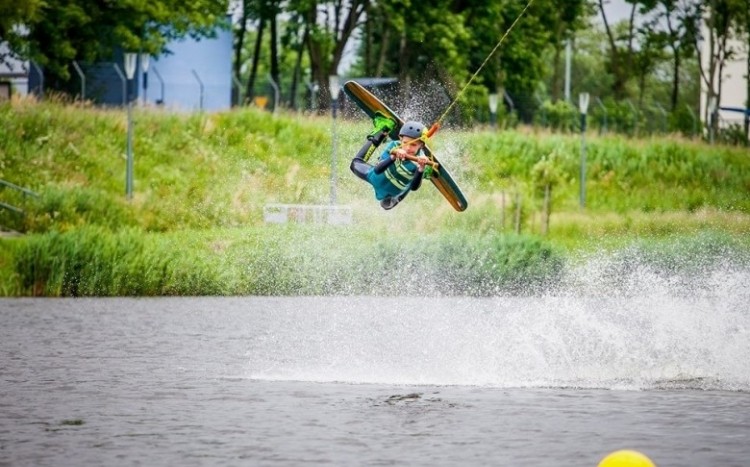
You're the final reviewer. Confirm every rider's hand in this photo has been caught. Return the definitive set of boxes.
[391,148,407,160]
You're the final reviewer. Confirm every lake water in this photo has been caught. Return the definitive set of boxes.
[2,260,750,466]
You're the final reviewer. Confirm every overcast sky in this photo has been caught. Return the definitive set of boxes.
[600,0,635,22]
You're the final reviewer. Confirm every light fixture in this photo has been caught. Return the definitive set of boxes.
[579,92,590,115]
[329,75,340,101]
[124,53,137,80]
[488,93,499,113]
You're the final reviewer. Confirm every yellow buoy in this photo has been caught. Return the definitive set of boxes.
[598,450,656,467]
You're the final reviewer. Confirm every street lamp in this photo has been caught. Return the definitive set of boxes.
[124,52,137,200]
[140,53,150,106]
[488,93,499,128]
[579,92,590,208]
[329,74,341,205]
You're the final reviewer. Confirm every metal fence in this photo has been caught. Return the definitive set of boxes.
[6,61,748,145]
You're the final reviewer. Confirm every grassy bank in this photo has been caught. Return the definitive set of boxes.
[1,98,749,296]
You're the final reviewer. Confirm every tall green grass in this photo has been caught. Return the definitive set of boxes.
[8,226,227,296]
[3,225,564,297]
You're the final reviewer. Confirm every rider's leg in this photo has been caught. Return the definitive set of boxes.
[351,113,396,182]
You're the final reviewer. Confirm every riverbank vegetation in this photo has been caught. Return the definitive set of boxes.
[1,98,749,296]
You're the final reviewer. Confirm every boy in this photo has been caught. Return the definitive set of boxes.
[350,115,431,210]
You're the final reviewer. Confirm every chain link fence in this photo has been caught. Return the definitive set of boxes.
[6,62,748,145]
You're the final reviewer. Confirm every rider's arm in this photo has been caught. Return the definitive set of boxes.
[410,170,424,191]
[373,143,398,174]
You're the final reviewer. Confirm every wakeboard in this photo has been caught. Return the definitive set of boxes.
[343,80,468,212]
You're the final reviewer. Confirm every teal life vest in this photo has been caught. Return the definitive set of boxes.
[366,141,422,200]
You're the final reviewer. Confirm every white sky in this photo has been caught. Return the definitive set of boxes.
[599,0,634,23]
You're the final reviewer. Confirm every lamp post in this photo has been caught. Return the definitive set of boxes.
[329,74,340,205]
[579,92,590,208]
[488,93,499,128]
[140,53,150,106]
[124,52,137,199]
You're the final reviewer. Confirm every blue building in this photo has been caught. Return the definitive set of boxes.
[24,19,233,111]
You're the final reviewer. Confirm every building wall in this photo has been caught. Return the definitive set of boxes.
[141,22,233,111]
[716,49,748,126]
[0,43,29,96]
[700,32,749,127]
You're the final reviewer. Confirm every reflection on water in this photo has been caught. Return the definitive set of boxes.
[2,277,750,466]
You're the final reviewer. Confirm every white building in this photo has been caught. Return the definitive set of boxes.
[0,42,29,98]
[700,32,749,130]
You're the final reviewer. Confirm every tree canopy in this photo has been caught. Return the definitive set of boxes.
[0,0,229,86]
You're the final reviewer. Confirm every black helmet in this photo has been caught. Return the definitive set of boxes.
[399,121,425,140]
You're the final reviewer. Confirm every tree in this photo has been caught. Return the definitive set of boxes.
[353,0,402,78]
[233,0,254,104]
[1,0,230,91]
[248,18,266,102]
[545,0,593,102]
[0,0,42,71]
[598,0,642,99]
[654,0,698,111]
[633,17,669,107]
[472,0,560,122]
[351,0,469,88]
[289,0,368,112]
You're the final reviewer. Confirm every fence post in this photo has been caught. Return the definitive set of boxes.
[626,99,638,136]
[151,66,165,105]
[596,97,607,135]
[30,62,44,99]
[112,63,126,106]
[267,73,280,113]
[655,103,668,133]
[535,95,546,128]
[71,61,85,102]
[232,74,244,106]
[684,104,697,138]
[503,89,515,116]
[191,69,204,111]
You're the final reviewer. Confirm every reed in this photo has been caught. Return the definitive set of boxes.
[4,225,563,297]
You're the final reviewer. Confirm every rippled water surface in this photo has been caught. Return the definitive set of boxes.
[2,291,749,466]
